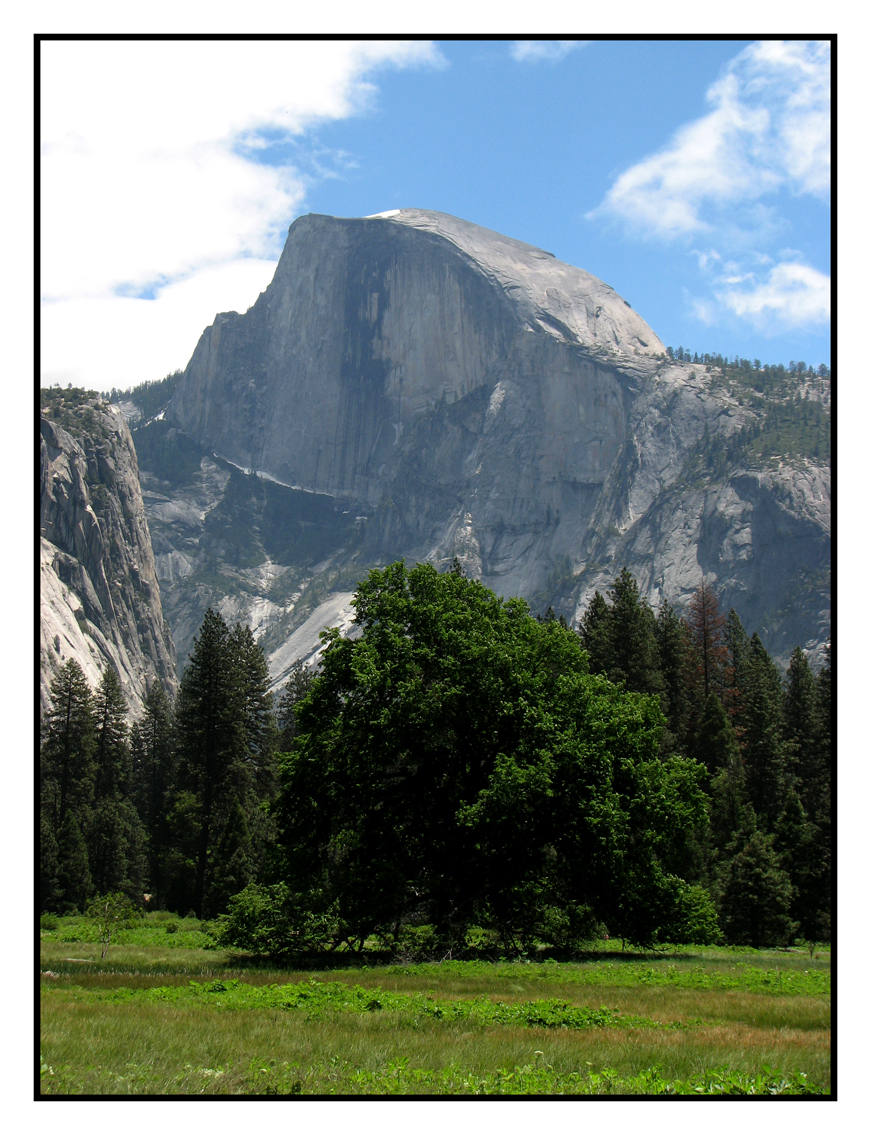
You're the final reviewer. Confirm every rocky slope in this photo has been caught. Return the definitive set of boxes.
[40,391,178,716]
[135,209,828,679]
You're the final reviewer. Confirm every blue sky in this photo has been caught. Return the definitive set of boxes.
[40,37,830,391]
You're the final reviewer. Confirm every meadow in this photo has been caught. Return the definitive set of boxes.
[39,912,831,1096]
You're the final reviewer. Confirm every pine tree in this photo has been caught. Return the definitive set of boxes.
[40,813,62,913]
[723,608,750,722]
[130,681,176,907]
[690,692,738,779]
[277,661,317,752]
[578,569,663,701]
[92,666,131,801]
[41,660,96,836]
[740,634,788,828]
[774,789,830,946]
[606,568,664,700]
[85,666,147,898]
[170,610,277,917]
[656,599,694,753]
[783,647,818,793]
[578,590,611,676]
[55,811,92,914]
[718,829,797,947]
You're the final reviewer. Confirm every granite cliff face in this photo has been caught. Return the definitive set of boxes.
[40,394,178,716]
[147,209,828,678]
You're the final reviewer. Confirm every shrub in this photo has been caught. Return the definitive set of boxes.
[40,914,60,931]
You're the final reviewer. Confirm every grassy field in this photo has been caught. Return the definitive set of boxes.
[39,913,831,1096]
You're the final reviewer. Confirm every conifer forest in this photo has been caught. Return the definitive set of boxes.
[40,563,831,956]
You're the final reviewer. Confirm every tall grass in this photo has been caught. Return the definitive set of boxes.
[39,923,831,1096]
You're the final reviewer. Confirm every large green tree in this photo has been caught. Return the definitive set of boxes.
[271,562,713,953]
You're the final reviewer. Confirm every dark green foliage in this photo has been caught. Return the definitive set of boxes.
[111,371,181,419]
[774,790,830,946]
[718,830,797,948]
[169,609,277,918]
[269,562,711,953]
[130,681,176,907]
[276,661,317,752]
[655,600,695,752]
[577,568,664,701]
[217,882,341,956]
[41,660,96,836]
[87,796,147,898]
[737,635,788,827]
[690,693,739,780]
[84,667,148,899]
[55,811,92,914]
[92,667,131,801]
[40,813,62,914]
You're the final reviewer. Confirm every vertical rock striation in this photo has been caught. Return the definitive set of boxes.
[40,396,177,715]
[156,209,829,676]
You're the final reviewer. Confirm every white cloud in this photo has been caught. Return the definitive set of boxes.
[510,41,585,64]
[588,39,830,240]
[715,260,830,330]
[41,258,280,390]
[40,39,446,389]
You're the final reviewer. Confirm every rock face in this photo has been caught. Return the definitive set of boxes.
[40,397,178,716]
[156,209,829,676]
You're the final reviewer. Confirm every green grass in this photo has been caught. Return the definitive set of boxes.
[40,920,831,1096]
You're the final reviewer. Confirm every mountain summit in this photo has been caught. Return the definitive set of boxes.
[141,209,829,678]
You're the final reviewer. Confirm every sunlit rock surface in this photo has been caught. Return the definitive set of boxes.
[157,210,829,679]
[40,404,178,715]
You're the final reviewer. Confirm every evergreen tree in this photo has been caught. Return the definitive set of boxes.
[92,666,131,800]
[690,692,738,780]
[740,634,788,828]
[87,796,148,898]
[170,609,277,917]
[277,661,317,752]
[130,681,176,907]
[577,590,611,676]
[40,813,62,913]
[783,647,818,793]
[656,599,695,753]
[41,660,96,836]
[228,622,278,800]
[723,608,750,721]
[578,569,664,702]
[85,666,147,898]
[55,811,92,914]
[774,789,830,946]
[606,568,664,700]
[718,829,797,947]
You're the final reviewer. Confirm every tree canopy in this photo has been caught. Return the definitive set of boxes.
[271,561,714,952]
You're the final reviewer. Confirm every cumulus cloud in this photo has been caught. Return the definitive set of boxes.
[715,260,830,330]
[510,41,585,64]
[40,40,446,389]
[588,40,830,239]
